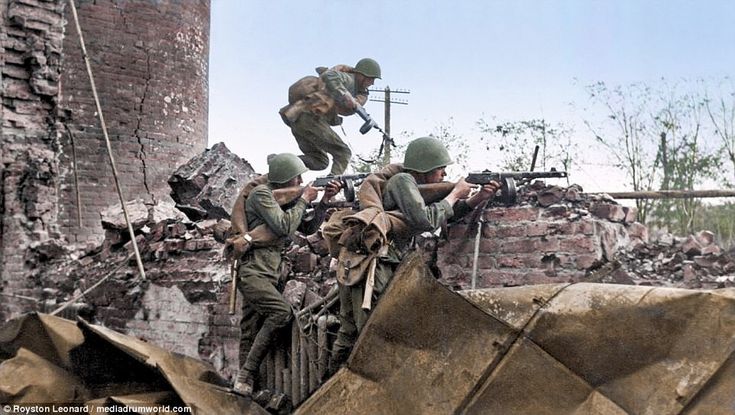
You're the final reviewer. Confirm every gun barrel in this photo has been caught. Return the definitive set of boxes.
[467,170,567,184]
[314,173,370,186]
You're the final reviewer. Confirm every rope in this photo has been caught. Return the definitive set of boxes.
[66,0,146,280]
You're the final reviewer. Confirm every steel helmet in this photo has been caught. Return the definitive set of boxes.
[354,58,381,79]
[403,136,453,173]
[268,153,308,184]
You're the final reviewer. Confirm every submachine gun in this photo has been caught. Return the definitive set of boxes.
[466,169,568,204]
[314,172,370,202]
[354,104,386,136]
[416,169,568,205]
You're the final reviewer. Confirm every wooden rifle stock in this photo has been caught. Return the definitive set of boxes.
[417,182,455,204]
[272,185,305,206]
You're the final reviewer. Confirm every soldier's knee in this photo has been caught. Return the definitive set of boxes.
[314,158,329,170]
[340,145,352,158]
[301,154,329,171]
[269,307,293,328]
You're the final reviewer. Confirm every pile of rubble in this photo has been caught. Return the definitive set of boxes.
[30,143,339,328]
[609,230,735,289]
[517,182,735,289]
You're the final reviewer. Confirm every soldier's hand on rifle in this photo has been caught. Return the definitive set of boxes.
[467,180,501,208]
[320,179,342,203]
[339,93,357,111]
[444,179,473,205]
[301,182,320,203]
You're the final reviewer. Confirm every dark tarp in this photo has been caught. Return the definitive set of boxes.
[296,253,735,415]
[0,313,266,415]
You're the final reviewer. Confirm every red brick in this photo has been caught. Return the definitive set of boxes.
[483,207,539,223]
[590,203,626,222]
[627,222,648,242]
[559,235,600,254]
[447,224,469,239]
[557,219,596,236]
[498,239,537,254]
[479,238,502,253]
[526,222,553,237]
[575,254,603,270]
[540,205,571,219]
[622,206,638,224]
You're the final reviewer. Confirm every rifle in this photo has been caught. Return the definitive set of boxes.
[466,169,567,204]
[314,173,370,202]
[415,169,568,205]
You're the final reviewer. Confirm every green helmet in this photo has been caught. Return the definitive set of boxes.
[268,153,308,184]
[354,58,381,79]
[403,136,453,173]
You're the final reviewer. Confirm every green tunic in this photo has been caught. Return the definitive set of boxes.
[333,173,472,363]
[322,69,359,101]
[236,184,317,373]
[290,68,369,175]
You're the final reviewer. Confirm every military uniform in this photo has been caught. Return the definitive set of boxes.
[280,59,380,175]
[237,184,322,381]
[332,172,472,360]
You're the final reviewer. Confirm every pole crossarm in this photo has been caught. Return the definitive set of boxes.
[369,99,408,105]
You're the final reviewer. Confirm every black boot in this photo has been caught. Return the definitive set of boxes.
[232,369,256,397]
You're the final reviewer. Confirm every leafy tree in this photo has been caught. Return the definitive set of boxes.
[649,83,720,234]
[582,80,723,232]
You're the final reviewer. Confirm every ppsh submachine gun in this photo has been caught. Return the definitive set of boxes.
[416,169,568,206]
[314,172,371,202]
[354,104,386,136]
[466,169,568,204]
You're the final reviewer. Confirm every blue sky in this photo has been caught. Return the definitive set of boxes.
[208,1,735,192]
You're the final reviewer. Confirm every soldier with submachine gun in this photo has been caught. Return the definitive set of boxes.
[225,141,568,401]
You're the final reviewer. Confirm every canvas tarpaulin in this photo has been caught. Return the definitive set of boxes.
[296,253,735,415]
[0,313,266,415]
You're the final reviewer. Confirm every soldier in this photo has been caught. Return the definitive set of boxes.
[279,58,382,175]
[331,137,501,366]
[232,153,340,397]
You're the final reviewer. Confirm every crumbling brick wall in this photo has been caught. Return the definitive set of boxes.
[56,0,210,243]
[437,197,641,289]
[1,0,67,320]
[1,0,210,321]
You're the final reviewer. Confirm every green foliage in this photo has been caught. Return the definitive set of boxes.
[648,85,720,234]
[583,79,730,237]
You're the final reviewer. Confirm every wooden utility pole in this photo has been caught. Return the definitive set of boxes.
[369,87,409,165]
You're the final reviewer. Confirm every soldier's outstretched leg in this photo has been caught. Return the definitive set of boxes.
[291,113,330,171]
[233,273,293,397]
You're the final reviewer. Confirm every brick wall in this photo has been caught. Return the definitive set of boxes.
[56,0,210,244]
[1,0,66,320]
[437,202,641,289]
[1,0,210,321]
